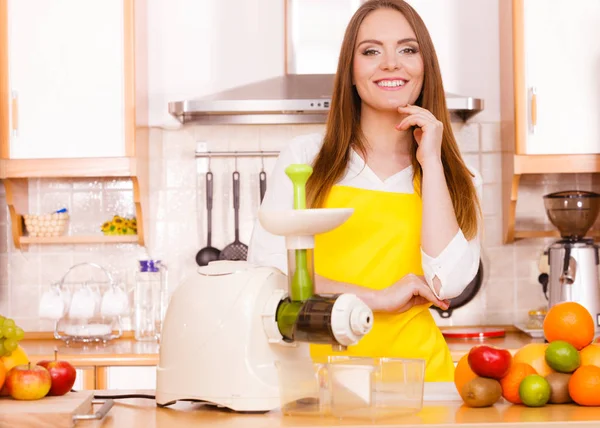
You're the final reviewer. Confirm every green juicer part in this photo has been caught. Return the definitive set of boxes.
[285,164,313,302]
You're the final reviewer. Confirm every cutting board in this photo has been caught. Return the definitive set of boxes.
[0,390,94,428]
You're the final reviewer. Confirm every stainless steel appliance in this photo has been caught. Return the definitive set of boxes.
[543,191,600,332]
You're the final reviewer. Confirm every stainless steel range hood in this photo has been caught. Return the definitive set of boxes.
[169,0,484,125]
[169,73,484,124]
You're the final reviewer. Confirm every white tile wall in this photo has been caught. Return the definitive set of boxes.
[0,120,594,330]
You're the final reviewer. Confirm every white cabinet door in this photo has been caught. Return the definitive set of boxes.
[522,0,600,155]
[7,0,126,159]
[105,366,156,390]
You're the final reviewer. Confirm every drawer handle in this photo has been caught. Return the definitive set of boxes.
[72,399,114,422]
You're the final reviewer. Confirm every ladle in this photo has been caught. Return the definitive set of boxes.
[196,155,221,266]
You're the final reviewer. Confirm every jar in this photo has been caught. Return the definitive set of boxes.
[526,308,547,330]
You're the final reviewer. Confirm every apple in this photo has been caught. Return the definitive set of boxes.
[468,345,512,379]
[37,350,76,396]
[5,363,51,400]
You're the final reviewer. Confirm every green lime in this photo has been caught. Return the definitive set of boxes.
[545,340,581,373]
[519,374,551,407]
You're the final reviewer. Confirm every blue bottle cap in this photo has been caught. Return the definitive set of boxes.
[139,260,161,273]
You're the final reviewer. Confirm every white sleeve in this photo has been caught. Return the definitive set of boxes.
[247,133,322,274]
[421,167,483,300]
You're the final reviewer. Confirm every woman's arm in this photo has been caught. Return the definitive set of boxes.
[396,105,482,299]
[316,274,449,313]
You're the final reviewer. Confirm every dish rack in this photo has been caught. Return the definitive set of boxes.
[51,262,125,344]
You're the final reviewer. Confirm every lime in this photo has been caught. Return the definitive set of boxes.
[519,374,551,407]
[545,340,581,373]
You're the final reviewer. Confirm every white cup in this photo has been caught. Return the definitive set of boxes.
[38,286,65,320]
[101,285,129,317]
[69,287,96,319]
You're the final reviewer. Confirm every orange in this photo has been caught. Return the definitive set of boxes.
[0,345,29,371]
[0,361,5,390]
[568,365,600,406]
[543,302,595,350]
[512,343,555,377]
[454,353,477,395]
[580,344,600,367]
[499,362,537,404]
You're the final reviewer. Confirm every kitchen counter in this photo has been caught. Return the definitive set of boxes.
[20,330,542,367]
[76,390,600,427]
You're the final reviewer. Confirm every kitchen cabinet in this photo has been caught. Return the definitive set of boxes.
[74,367,96,391]
[96,366,156,390]
[500,0,600,242]
[0,0,149,248]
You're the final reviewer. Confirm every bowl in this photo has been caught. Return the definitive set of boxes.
[543,191,600,240]
[327,357,425,420]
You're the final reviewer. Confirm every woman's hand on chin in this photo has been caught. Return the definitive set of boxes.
[395,105,443,167]
[372,273,450,313]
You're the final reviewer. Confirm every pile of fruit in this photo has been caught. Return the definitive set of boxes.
[0,319,76,400]
[101,215,137,236]
[455,301,600,408]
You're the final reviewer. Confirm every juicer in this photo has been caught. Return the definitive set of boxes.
[542,190,600,331]
[155,164,374,412]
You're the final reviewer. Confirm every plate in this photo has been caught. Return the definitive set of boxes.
[442,328,506,339]
[514,323,544,338]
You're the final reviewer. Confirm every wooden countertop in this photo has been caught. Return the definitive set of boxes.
[75,390,600,427]
[18,330,542,367]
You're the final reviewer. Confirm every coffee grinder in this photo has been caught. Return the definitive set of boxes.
[542,190,600,332]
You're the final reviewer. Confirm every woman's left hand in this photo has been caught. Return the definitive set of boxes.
[396,105,443,166]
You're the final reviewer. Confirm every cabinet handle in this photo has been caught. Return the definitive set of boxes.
[11,91,18,137]
[530,87,537,134]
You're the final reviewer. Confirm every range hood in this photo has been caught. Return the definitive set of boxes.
[169,73,483,125]
[169,0,484,125]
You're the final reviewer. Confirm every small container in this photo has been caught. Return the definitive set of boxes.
[134,260,169,341]
[275,360,329,416]
[327,357,425,420]
[527,308,547,330]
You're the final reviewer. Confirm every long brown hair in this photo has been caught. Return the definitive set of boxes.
[306,0,481,239]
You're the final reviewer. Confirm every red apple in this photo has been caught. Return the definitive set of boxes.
[5,363,51,400]
[467,345,512,379]
[37,350,76,396]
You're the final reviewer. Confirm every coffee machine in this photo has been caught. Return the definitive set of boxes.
[541,190,600,332]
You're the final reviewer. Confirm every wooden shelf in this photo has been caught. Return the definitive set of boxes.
[20,235,140,245]
[0,157,139,179]
[515,154,600,175]
[3,175,146,250]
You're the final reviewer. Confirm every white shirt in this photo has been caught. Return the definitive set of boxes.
[247,132,483,300]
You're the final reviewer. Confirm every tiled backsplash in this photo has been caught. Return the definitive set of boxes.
[0,121,593,331]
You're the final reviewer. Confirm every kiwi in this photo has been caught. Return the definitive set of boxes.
[545,372,573,404]
[461,377,503,408]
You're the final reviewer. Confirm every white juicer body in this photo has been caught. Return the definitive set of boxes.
[155,261,311,411]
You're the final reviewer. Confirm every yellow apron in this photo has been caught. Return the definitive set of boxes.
[310,185,455,382]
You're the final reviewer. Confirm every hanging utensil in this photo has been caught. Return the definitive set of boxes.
[219,156,248,261]
[196,155,221,266]
[259,153,267,203]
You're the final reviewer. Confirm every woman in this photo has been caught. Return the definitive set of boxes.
[248,0,482,382]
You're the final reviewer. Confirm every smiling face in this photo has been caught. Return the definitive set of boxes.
[352,8,424,113]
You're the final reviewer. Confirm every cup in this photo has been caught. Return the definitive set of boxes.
[38,285,65,319]
[68,286,96,319]
[101,285,129,317]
